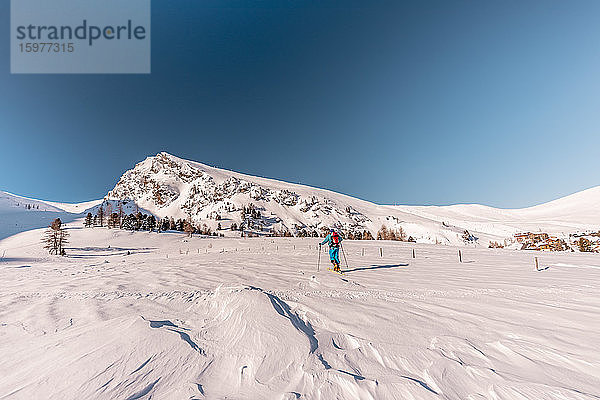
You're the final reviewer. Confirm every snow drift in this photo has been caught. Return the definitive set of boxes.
[0,228,598,399]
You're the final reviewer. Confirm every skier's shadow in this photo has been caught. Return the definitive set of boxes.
[343,264,409,273]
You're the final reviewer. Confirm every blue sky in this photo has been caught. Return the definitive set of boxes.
[1,0,599,207]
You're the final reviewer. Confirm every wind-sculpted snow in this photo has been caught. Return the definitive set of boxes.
[0,227,599,399]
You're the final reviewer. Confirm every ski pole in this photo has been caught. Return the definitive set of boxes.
[341,243,349,269]
[317,244,321,271]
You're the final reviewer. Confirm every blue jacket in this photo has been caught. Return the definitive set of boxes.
[321,232,342,247]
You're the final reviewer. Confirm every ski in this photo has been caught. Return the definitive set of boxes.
[327,267,345,276]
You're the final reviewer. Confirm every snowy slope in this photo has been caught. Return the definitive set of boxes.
[0,191,157,241]
[43,198,104,214]
[0,192,103,240]
[0,228,598,399]
[397,186,600,240]
[515,185,600,223]
[0,191,69,213]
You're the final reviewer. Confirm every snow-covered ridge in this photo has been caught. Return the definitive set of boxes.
[0,191,105,213]
[396,186,600,240]
[0,191,105,240]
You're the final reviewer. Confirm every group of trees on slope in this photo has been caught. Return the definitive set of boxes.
[43,203,417,256]
[84,204,225,238]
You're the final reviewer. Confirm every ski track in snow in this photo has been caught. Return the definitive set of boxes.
[0,227,599,399]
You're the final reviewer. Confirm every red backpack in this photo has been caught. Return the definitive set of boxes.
[331,231,340,246]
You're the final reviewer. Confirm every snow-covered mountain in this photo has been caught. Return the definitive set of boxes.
[105,152,600,244]
[2,152,599,244]
[106,152,473,244]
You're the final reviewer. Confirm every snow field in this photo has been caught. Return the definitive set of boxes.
[0,226,599,399]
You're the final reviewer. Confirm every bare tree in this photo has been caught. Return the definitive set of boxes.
[105,202,113,228]
[397,226,407,241]
[377,225,388,240]
[97,204,104,227]
[43,218,69,255]
[578,237,593,252]
[184,221,195,237]
[117,200,124,229]
[377,225,406,241]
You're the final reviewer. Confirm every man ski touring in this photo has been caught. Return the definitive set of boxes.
[320,228,343,272]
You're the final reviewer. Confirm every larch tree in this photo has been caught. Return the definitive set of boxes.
[97,204,104,227]
[105,202,113,228]
[43,218,69,255]
[578,237,592,252]
[184,221,195,237]
[117,200,124,229]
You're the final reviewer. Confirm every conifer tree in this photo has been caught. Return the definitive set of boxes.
[148,215,156,231]
[84,213,93,228]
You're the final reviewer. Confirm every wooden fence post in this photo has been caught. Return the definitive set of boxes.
[535,257,539,271]
[412,249,415,259]
[459,250,462,263]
